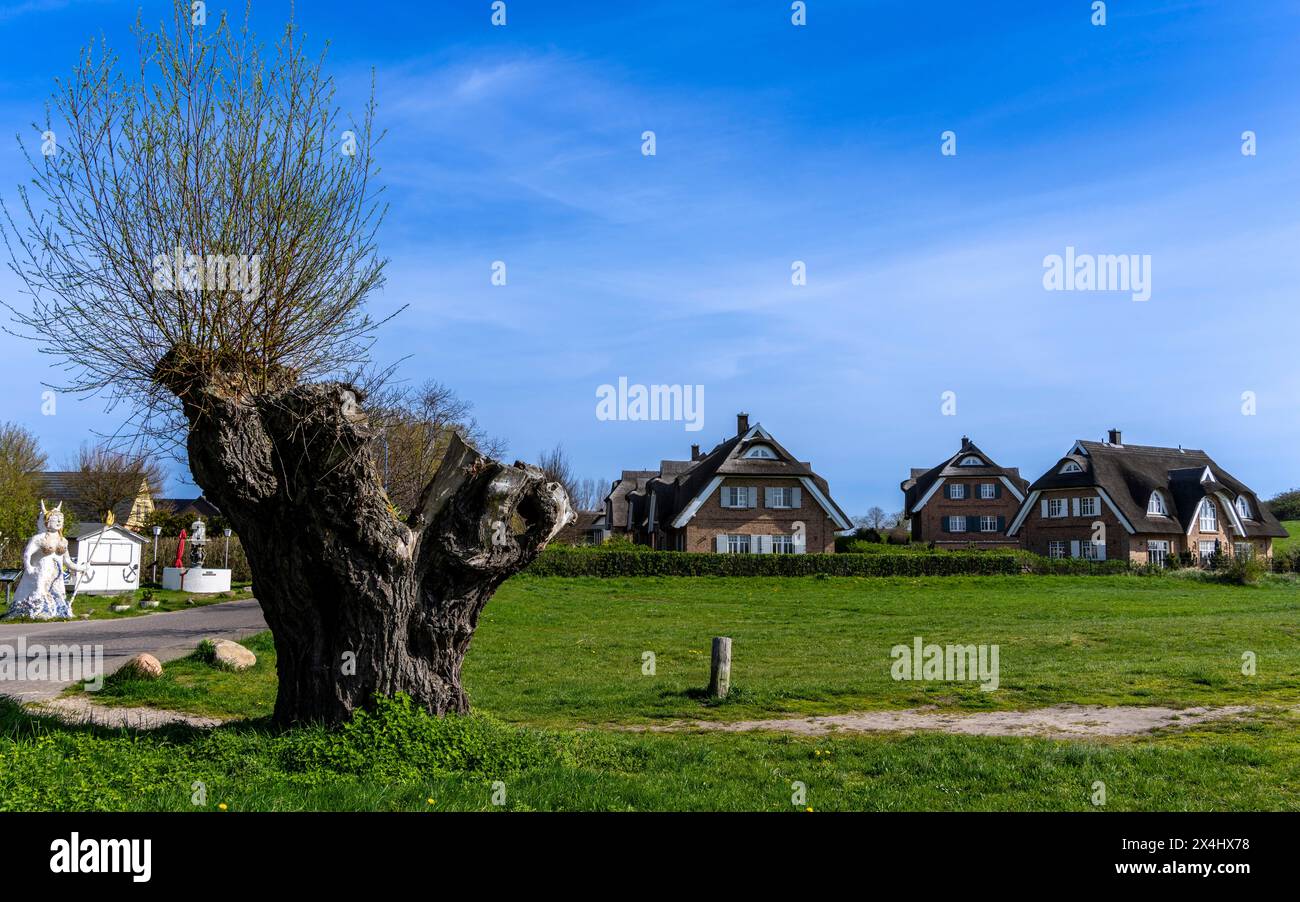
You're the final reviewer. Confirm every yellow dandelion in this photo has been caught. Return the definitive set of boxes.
[217,803,227,811]
[427,798,436,805]
[805,807,814,812]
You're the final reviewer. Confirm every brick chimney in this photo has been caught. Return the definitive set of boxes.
[691,443,701,461]
[960,435,971,451]
[1108,428,1122,446]
[737,412,750,436]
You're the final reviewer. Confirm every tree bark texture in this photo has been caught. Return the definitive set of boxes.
[171,377,572,727]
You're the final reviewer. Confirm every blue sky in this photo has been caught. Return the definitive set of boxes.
[2,0,1299,514]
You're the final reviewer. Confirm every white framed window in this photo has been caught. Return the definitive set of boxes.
[771,535,795,554]
[726,534,751,554]
[959,455,983,466]
[1147,540,1170,568]
[1080,539,1099,561]
[744,444,777,459]
[1079,497,1099,517]
[1147,491,1167,516]
[979,483,996,499]
[948,483,966,500]
[948,516,967,533]
[768,486,795,509]
[1233,542,1253,560]
[1199,539,1218,561]
[1048,541,1068,559]
[979,516,998,533]
[1199,499,1217,533]
[1235,495,1252,520]
[1060,461,1083,473]
[723,486,751,508]
[1048,498,1067,518]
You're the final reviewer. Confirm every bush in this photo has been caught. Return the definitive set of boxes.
[1016,554,1130,575]
[1272,549,1300,573]
[526,548,1128,577]
[1217,554,1267,586]
[1264,489,1300,521]
[277,694,556,780]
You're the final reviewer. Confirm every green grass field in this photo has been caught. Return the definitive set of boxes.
[5,573,1300,811]
[1,583,253,622]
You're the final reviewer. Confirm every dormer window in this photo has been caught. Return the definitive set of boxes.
[744,444,777,459]
[1148,491,1168,516]
[1060,461,1083,474]
[1235,495,1252,520]
[1200,498,1218,532]
[958,455,983,466]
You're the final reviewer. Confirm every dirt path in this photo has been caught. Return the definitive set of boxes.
[646,704,1256,738]
[32,696,228,730]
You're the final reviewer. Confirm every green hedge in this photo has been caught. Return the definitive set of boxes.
[527,548,1129,577]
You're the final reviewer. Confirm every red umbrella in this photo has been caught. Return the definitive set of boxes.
[175,529,187,569]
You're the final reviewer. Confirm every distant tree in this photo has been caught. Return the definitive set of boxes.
[857,507,890,530]
[538,444,577,502]
[63,443,166,524]
[367,380,505,515]
[1265,489,1300,521]
[570,477,607,511]
[140,507,192,537]
[0,423,46,567]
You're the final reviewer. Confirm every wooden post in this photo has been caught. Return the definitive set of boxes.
[708,636,732,699]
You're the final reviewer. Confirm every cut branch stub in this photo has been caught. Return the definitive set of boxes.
[416,431,574,575]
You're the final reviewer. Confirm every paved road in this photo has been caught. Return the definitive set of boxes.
[0,599,267,702]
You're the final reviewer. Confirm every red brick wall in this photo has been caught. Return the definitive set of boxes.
[679,478,837,553]
[913,477,1024,547]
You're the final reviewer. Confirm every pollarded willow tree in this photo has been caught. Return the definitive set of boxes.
[2,2,572,726]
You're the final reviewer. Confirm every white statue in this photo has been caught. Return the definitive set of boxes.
[4,501,87,620]
[189,519,207,566]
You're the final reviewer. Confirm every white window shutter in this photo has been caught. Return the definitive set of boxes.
[791,487,802,509]
[765,487,775,508]
[1070,540,1081,558]
[1071,498,1081,517]
[792,530,806,554]
[715,534,728,553]
[1041,500,1049,518]
[748,487,757,508]
[1096,540,1106,561]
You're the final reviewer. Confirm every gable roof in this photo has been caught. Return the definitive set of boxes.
[901,439,1028,514]
[1025,439,1287,538]
[664,423,851,530]
[68,522,147,544]
[606,470,658,530]
[37,471,151,525]
[605,420,852,532]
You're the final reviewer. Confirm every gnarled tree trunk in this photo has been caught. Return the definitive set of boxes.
[173,376,572,727]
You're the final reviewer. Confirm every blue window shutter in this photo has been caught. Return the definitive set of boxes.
[941,516,950,533]
[997,515,1006,532]
[966,515,979,533]
[994,482,1002,498]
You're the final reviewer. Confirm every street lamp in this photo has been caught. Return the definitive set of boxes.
[223,528,232,568]
[151,525,162,585]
